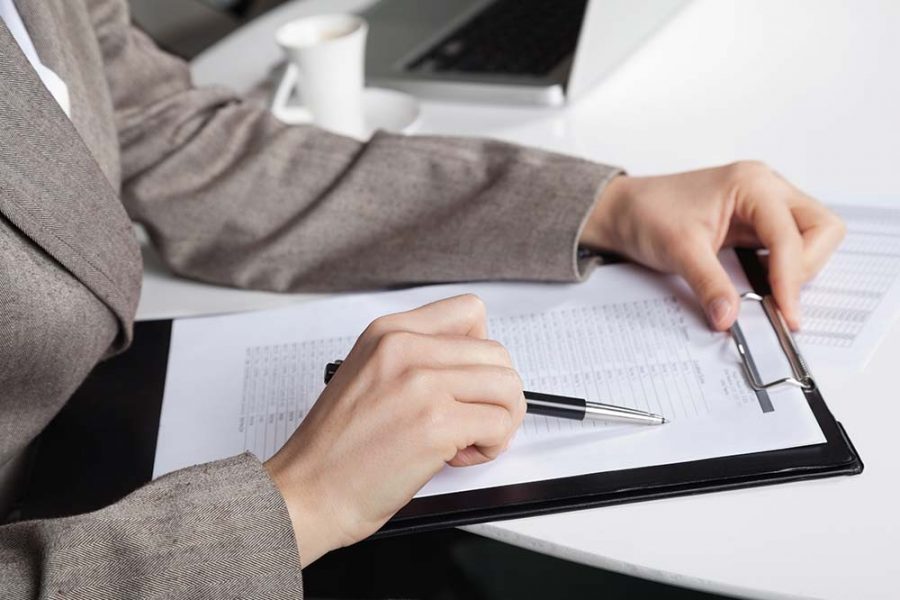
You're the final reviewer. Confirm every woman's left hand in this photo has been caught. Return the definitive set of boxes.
[580,161,846,331]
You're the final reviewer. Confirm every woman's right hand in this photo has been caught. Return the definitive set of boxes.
[264,294,526,566]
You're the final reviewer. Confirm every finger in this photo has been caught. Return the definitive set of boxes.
[789,197,846,279]
[742,196,805,329]
[446,403,517,466]
[366,294,488,340]
[441,364,526,418]
[365,332,514,381]
[403,365,525,458]
[450,445,498,467]
[671,241,741,331]
[407,334,514,369]
[407,365,525,420]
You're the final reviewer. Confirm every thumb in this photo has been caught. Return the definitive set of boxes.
[673,244,741,331]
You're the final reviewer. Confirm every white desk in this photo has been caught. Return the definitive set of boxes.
[139,1,900,598]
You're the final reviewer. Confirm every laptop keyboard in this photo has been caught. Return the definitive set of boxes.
[406,0,589,77]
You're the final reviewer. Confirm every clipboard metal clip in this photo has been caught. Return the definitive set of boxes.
[730,292,815,393]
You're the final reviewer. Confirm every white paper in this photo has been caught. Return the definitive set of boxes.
[796,204,900,372]
[154,251,825,497]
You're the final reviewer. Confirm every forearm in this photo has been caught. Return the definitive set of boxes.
[0,454,303,599]
[126,119,622,291]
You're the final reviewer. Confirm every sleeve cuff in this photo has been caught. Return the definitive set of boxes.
[44,453,304,599]
[568,164,624,281]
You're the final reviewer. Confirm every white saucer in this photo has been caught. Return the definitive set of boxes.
[272,86,421,138]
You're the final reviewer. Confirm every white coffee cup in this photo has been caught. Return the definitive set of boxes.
[273,14,368,138]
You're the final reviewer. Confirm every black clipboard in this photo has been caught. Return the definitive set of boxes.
[18,250,863,531]
[380,249,863,536]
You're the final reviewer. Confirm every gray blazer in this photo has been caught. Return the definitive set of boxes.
[0,0,620,597]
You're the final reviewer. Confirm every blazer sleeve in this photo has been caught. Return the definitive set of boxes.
[87,0,622,292]
[0,454,304,599]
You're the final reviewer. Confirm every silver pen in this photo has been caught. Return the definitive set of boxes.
[324,361,667,426]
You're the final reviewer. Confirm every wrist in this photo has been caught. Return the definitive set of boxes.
[580,174,630,253]
[264,454,335,567]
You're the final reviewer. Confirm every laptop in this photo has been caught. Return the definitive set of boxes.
[362,0,690,106]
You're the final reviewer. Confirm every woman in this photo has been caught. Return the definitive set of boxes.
[0,0,844,597]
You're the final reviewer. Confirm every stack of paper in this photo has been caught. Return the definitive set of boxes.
[797,205,900,372]
[154,252,825,497]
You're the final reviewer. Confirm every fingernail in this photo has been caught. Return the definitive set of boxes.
[707,298,732,327]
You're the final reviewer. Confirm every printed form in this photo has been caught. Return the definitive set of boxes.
[154,252,825,497]
[797,204,900,372]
